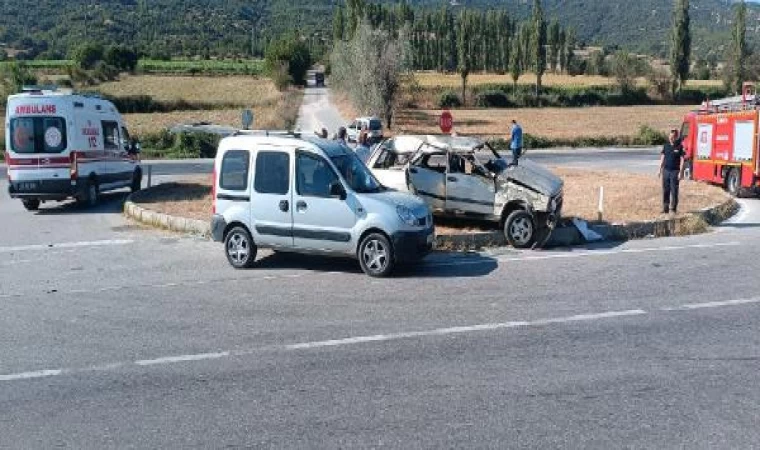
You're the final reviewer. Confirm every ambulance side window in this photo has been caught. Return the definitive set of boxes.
[121,127,131,149]
[102,121,120,150]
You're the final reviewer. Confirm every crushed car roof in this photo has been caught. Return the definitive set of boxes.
[388,135,487,154]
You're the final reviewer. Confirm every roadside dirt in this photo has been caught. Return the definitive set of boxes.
[132,169,729,229]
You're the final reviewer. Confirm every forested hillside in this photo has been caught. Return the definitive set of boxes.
[0,0,756,59]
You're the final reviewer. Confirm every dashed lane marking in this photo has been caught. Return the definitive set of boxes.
[0,239,134,254]
[2,300,758,384]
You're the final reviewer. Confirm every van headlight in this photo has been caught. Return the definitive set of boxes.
[396,205,417,226]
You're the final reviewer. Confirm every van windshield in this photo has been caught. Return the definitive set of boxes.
[9,117,67,154]
[330,153,384,194]
[368,119,382,131]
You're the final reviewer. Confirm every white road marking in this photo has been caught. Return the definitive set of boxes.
[661,297,760,311]
[0,239,134,254]
[0,369,62,382]
[1,297,757,383]
[134,352,230,366]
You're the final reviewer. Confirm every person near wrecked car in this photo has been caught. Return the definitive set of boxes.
[354,131,372,164]
[335,126,348,145]
[509,119,523,165]
[659,129,685,214]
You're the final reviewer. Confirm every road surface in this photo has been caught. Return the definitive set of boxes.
[1,86,760,448]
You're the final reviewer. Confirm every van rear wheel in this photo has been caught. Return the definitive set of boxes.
[358,233,395,277]
[22,199,40,211]
[225,226,257,269]
[130,169,142,193]
[78,179,99,208]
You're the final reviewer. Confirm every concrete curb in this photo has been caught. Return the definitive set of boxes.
[124,188,738,251]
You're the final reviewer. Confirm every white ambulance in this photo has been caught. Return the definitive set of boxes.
[5,87,142,211]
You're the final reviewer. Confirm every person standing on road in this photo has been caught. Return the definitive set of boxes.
[509,119,523,165]
[335,127,348,145]
[659,129,686,214]
[354,131,372,164]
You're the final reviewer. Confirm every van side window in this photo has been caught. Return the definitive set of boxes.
[220,150,250,191]
[254,151,290,195]
[297,151,339,198]
[102,121,120,150]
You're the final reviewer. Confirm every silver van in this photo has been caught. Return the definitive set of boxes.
[369,135,564,248]
[210,132,434,277]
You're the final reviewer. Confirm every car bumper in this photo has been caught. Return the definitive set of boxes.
[211,214,227,242]
[391,226,434,263]
[8,179,83,201]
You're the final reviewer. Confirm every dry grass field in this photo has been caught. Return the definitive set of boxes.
[413,72,724,89]
[135,169,728,226]
[97,75,283,107]
[394,105,689,139]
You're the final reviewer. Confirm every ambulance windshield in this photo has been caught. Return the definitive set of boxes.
[9,117,67,154]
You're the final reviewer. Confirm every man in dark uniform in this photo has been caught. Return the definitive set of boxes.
[659,129,685,214]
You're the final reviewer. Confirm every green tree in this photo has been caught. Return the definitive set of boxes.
[333,6,346,42]
[564,29,576,75]
[103,45,139,72]
[265,37,312,87]
[72,43,104,70]
[457,11,474,105]
[728,0,747,93]
[611,51,638,93]
[558,28,567,74]
[669,0,691,97]
[531,0,547,95]
[547,20,560,74]
[509,30,523,92]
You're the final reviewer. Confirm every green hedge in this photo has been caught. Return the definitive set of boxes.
[438,90,463,108]
[140,130,222,159]
[488,125,667,150]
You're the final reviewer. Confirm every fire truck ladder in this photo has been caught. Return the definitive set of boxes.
[701,82,759,113]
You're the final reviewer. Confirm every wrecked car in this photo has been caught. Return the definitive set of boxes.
[368,135,564,248]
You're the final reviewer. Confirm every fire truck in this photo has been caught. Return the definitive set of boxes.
[681,82,760,196]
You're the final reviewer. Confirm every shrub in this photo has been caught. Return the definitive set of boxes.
[474,90,511,107]
[632,125,666,146]
[138,130,221,159]
[438,90,462,108]
[265,37,312,87]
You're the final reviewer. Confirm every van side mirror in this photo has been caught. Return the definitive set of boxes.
[329,182,346,200]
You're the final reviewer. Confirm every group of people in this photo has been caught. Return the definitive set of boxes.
[315,126,372,163]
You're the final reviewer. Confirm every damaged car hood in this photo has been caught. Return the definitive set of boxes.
[499,159,563,196]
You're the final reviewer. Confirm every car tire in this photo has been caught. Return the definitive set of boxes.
[78,179,99,208]
[358,232,395,277]
[726,167,741,197]
[225,226,257,269]
[22,199,40,211]
[504,210,536,249]
[130,168,142,193]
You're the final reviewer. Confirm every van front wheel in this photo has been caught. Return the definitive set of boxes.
[22,199,40,211]
[131,169,142,193]
[358,233,395,277]
[225,226,257,269]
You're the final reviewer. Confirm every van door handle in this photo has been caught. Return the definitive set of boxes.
[279,200,289,212]
[296,200,308,211]
[409,168,418,174]
[447,176,458,182]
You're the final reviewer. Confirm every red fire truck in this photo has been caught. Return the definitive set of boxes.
[681,82,760,196]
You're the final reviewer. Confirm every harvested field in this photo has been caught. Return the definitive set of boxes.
[414,72,723,89]
[395,106,688,139]
[134,169,728,227]
[97,75,281,107]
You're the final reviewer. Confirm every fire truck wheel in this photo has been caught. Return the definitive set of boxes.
[726,168,741,197]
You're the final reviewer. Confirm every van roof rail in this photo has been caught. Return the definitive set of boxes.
[21,85,59,92]
[231,129,302,138]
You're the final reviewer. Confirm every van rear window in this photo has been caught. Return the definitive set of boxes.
[9,117,67,154]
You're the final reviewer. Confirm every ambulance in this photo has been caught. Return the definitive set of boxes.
[4,87,142,211]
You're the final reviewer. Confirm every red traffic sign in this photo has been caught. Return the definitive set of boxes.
[439,109,453,134]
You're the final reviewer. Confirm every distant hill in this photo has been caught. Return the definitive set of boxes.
[0,0,756,59]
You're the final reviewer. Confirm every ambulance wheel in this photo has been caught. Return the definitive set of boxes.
[726,168,741,197]
[131,168,142,193]
[79,179,99,208]
[224,226,257,269]
[504,210,536,249]
[22,199,40,211]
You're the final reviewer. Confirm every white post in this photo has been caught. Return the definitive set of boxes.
[147,165,152,188]
[597,186,604,222]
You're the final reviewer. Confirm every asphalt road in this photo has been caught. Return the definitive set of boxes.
[2,87,760,448]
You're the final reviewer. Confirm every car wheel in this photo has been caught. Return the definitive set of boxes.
[504,210,536,249]
[130,168,142,193]
[225,226,257,269]
[22,199,40,211]
[726,167,741,197]
[358,233,395,277]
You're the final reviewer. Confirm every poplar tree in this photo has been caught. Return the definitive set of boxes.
[730,0,747,93]
[548,20,560,74]
[669,0,691,97]
[531,0,547,95]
